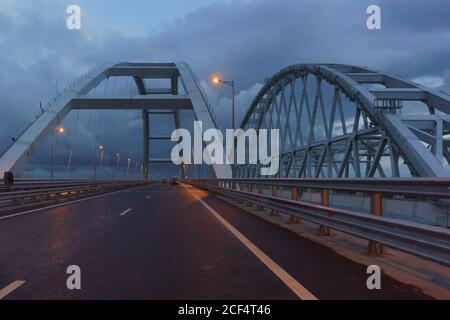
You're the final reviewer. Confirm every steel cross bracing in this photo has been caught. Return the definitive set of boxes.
[237,64,450,178]
[0,62,231,179]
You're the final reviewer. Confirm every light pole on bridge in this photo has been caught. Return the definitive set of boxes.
[212,76,236,130]
[50,126,65,179]
[93,145,104,180]
[113,153,120,180]
[127,158,131,179]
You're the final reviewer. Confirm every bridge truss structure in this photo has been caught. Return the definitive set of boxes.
[237,64,450,178]
[0,62,231,179]
[1,62,449,180]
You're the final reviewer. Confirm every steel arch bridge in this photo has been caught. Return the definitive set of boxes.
[236,64,450,179]
[0,62,231,179]
[1,62,449,180]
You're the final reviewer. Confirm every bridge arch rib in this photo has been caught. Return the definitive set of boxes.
[237,64,450,178]
[0,62,231,179]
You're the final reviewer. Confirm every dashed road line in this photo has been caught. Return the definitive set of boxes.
[0,185,151,221]
[145,188,162,200]
[119,208,132,216]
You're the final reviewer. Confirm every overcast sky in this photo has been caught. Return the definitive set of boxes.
[0,0,449,177]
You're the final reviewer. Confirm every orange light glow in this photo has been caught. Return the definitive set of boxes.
[57,127,65,134]
[212,76,221,84]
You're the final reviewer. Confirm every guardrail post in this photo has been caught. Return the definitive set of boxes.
[270,186,279,216]
[53,193,62,203]
[256,184,263,211]
[12,196,23,207]
[318,189,331,236]
[368,192,387,256]
[238,182,245,203]
[246,184,253,207]
[371,192,383,216]
[231,182,239,202]
[288,187,301,224]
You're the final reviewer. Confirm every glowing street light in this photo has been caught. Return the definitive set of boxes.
[93,145,105,179]
[116,153,121,168]
[127,158,131,178]
[98,145,104,165]
[212,75,235,130]
[51,126,65,179]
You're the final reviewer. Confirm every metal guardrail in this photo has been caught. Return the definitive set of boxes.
[187,178,450,266]
[0,179,141,192]
[208,178,450,199]
[0,179,153,212]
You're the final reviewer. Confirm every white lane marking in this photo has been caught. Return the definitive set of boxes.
[185,186,318,301]
[146,188,162,199]
[0,190,124,221]
[119,208,132,216]
[0,281,26,299]
[0,184,158,222]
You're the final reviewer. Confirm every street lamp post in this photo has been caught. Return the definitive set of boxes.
[212,76,235,130]
[127,158,131,179]
[114,153,120,179]
[134,162,138,179]
[50,127,65,179]
[99,145,104,166]
[93,145,104,179]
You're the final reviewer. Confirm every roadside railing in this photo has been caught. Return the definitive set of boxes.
[186,178,450,266]
[0,179,153,213]
[0,179,140,192]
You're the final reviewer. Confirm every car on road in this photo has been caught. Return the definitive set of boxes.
[170,176,179,185]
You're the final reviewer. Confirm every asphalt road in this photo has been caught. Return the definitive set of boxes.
[0,183,431,299]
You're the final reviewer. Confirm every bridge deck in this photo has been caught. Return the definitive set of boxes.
[0,183,432,299]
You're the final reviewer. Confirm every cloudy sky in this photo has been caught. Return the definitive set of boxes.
[0,0,449,177]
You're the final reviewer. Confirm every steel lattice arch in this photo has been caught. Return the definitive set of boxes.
[1,62,449,180]
[236,64,450,178]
